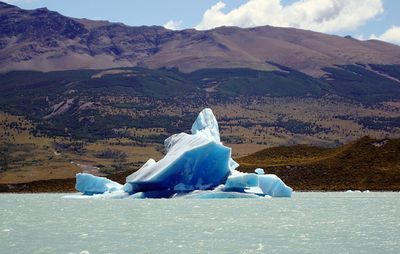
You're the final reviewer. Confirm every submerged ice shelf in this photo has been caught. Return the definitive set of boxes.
[75,108,292,199]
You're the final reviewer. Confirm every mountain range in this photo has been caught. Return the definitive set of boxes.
[1,1,400,76]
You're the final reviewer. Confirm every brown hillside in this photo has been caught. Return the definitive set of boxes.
[237,137,400,191]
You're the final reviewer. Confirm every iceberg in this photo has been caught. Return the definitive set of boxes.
[74,108,292,198]
[123,108,237,194]
[124,134,232,193]
[223,173,259,191]
[258,174,293,197]
[222,171,292,197]
[75,173,123,195]
[190,108,221,143]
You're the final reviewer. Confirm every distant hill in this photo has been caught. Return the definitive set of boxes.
[237,137,400,191]
[1,1,400,76]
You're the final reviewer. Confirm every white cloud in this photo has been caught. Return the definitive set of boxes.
[368,26,400,45]
[196,0,384,33]
[164,20,183,30]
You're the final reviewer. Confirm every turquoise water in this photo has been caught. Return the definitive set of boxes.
[1,192,399,254]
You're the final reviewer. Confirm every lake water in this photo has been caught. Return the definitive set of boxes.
[1,192,399,254]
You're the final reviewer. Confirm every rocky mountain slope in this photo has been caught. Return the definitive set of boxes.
[1,1,400,76]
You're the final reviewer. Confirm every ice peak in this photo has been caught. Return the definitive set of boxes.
[191,108,220,143]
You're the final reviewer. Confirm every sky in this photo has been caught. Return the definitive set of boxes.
[4,0,400,45]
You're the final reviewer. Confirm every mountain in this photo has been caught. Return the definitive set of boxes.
[1,1,400,76]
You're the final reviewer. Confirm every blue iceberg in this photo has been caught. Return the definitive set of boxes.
[75,173,123,195]
[222,170,292,197]
[124,133,232,192]
[74,108,292,198]
[124,109,234,193]
[258,174,293,197]
[223,173,259,191]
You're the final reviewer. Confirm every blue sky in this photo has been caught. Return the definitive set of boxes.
[5,0,400,44]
